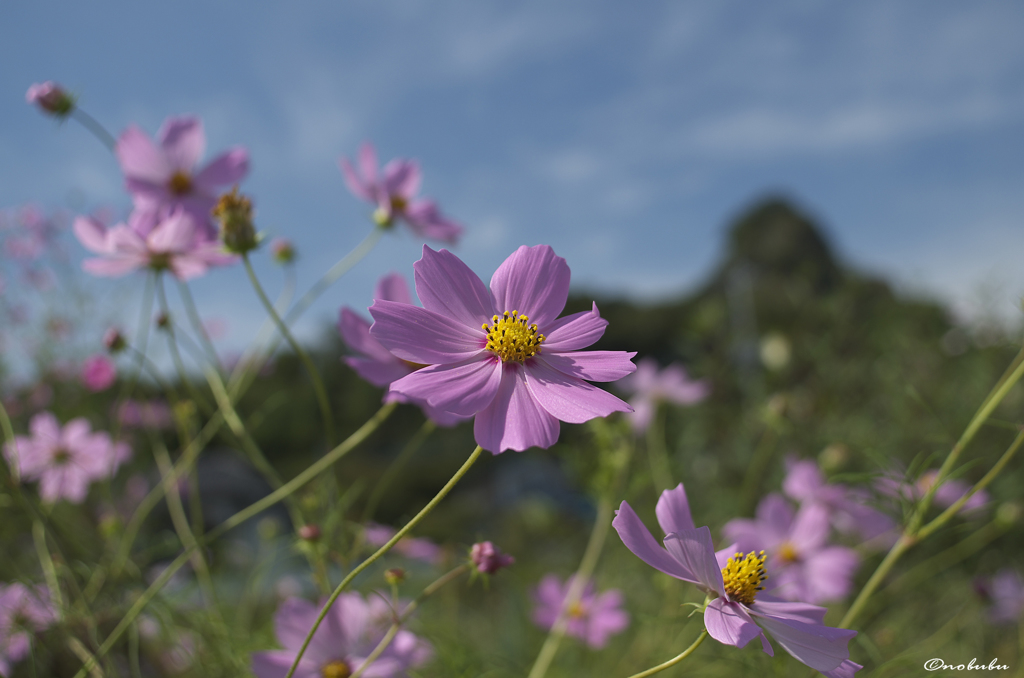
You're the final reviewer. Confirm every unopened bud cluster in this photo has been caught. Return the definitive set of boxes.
[213,188,258,254]
[26,82,75,118]
[103,327,126,354]
[470,541,514,575]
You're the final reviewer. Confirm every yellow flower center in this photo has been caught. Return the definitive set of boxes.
[52,448,70,465]
[721,550,767,605]
[568,601,585,619]
[777,541,799,564]
[168,171,193,196]
[482,311,545,363]
[390,195,408,212]
[321,660,351,678]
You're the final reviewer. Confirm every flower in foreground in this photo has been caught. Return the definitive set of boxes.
[470,541,515,575]
[251,593,431,678]
[115,116,249,238]
[80,354,117,392]
[0,583,58,675]
[341,142,463,244]
[363,523,443,565]
[369,245,636,453]
[339,273,466,427]
[976,568,1024,625]
[26,82,75,117]
[532,574,629,649]
[722,494,860,604]
[613,483,861,676]
[3,412,130,503]
[74,209,236,280]
[617,357,709,433]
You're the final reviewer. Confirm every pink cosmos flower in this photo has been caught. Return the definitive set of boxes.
[722,494,860,604]
[977,569,1024,625]
[617,357,709,432]
[341,142,463,244]
[0,583,58,673]
[613,484,861,676]
[470,541,515,575]
[783,459,895,544]
[26,82,74,116]
[532,575,629,649]
[74,209,236,280]
[339,273,467,427]
[876,469,989,516]
[80,354,117,392]
[3,412,130,504]
[363,523,443,565]
[116,116,249,238]
[251,594,432,678]
[369,245,636,453]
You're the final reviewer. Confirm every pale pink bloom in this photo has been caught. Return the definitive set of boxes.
[80,355,116,392]
[341,142,463,244]
[115,116,249,238]
[3,412,130,503]
[617,357,709,432]
[74,209,236,280]
[783,459,895,543]
[0,583,58,671]
[364,523,443,565]
[532,575,629,649]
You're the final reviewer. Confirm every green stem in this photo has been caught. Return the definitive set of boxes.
[155,276,213,414]
[350,564,470,678]
[176,279,221,369]
[33,520,64,609]
[284,445,484,678]
[243,254,336,447]
[70,107,117,152]
[527,496,617,678]
[227,267,296,398]
[110,273,156,442]
[361,419,436,524]
[623,630,708,678]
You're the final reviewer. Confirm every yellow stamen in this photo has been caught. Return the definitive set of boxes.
[168,171,193,196]
[721,550,768,605]
[482,310,544,363]
[390,195,408,212]
[568,601,585,618]
[777,541,799,564]
[321,661,351,678]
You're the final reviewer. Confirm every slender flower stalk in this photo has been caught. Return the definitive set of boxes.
[70,107,117,151]
[176,279,220,369]
[243,254,336,446]
[283,445,484,678]
[349,564,471,678]
[155,276,214,415]
[361,419,436,524]
[623,629,708,678]
[840,351,1024,629]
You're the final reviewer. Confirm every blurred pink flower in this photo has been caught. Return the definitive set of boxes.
[876,468,989,516]
[81,354,117,392]
[3,412,130,503]
[470,541,515,575]
[364,523,444,565]
[977,569,1024,625]
[0,582,58,671]
[617,357,709,433]
[723,494,860,604]
[339,273,467,427]
[783,459,895,544]
[74,209,236,280]
[532,575,629,649]
[341,142,463,244]
[369,245,635,453]
[115,116,249,238]
[251,594,431,678]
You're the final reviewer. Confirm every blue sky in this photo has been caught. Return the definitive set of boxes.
[3,1,1024,358]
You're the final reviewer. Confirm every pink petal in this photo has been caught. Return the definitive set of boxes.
[194,148,250,188]
[474,365,559,453]
[524,357,632,424]
[541,302,608,351]
[374,273,413,305]
[73,216,110,254]
[148,212,196,253]
[656,483,695,535]
[748,611,855,673]
[403,200,463,245]
[627,398,656,433]
[413,246,494,328]
[822,660,863,678]
[662,527,726,596]
[381,158,421,199]
[345,356,410,387]
[106,225,148,255]
[789,502,831,554]
[369,300,486,364]
[538,350,636,382]
[116,125,171,183]
[611,500,696,581]
[358,142,378,184]
[83,256,145,277]
[803,547,859,603]
[388,356,501,417]
[748,595,827,624]
[29,412,61,442]
[704,599,763,649]
[169,254,210,281]
[158,117,205,170]
[489,245,570,328]
[340,157,374,202]
[339,308,399,364]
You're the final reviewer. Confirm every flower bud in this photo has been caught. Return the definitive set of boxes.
[213,187,258,254]
[270,238,296,265]
[26,82,75,117]
[298,524,321,542]
[155,312,170,329]
[384,568,406,585]
[470,541,514,575]
[103,327,127,354]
